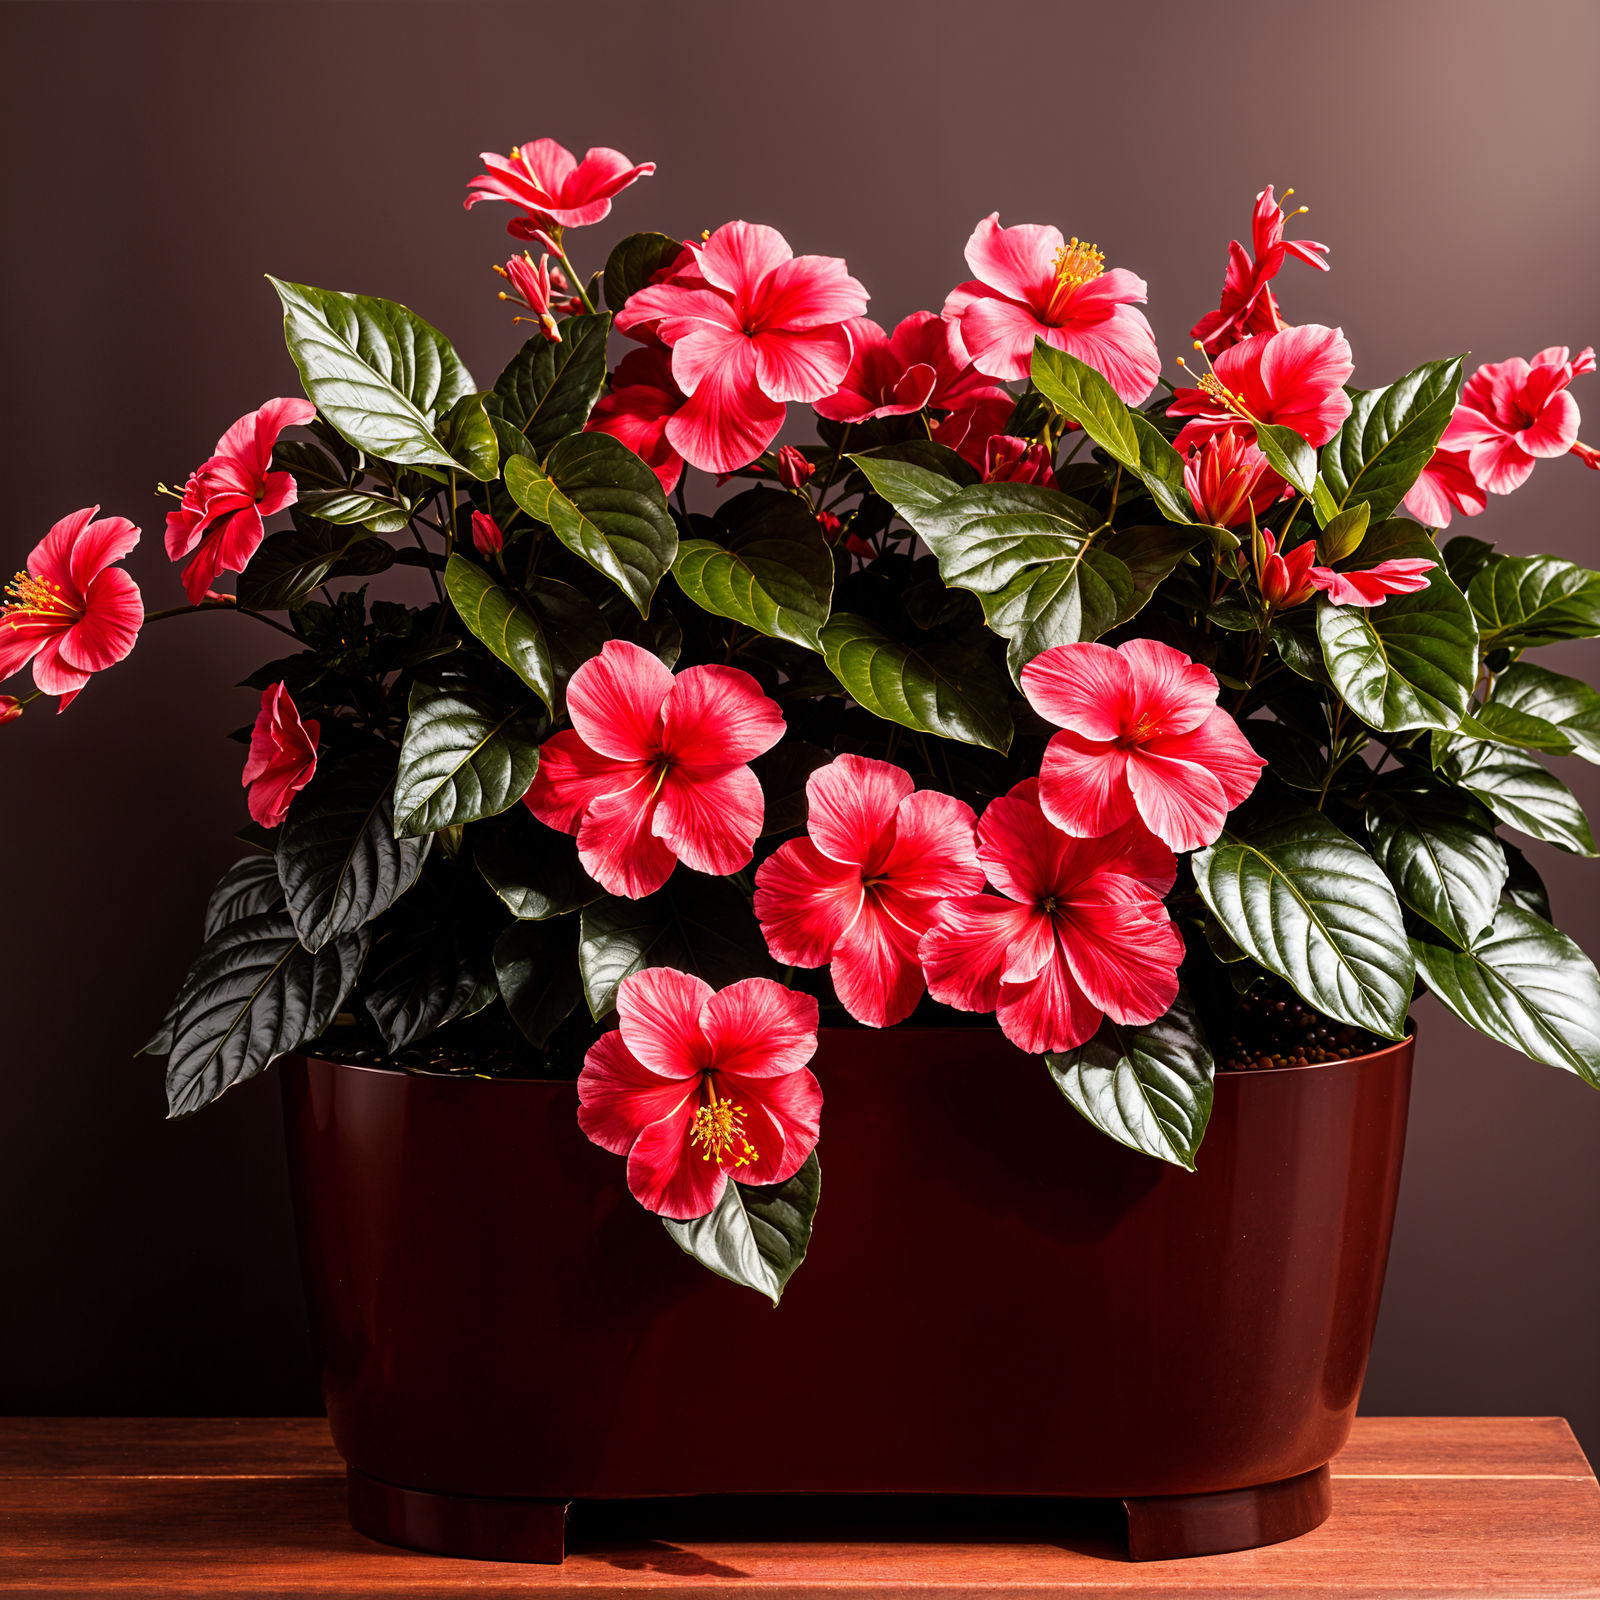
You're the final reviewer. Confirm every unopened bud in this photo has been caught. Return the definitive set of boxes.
[1318,502,1370,564]
[471,511,505,557]
[776,446,815,492]
[0,696,22,725]
[816,511,843,544]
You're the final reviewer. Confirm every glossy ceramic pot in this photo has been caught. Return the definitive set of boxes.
[280,1025,1413,1562]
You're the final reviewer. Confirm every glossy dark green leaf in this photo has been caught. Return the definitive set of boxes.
[504,433,676,616]
[525,578,611,697]
[579,875,778,1020]
[603,232,682,311]
[1469,554,1600,650]
[362,919,486,1053]
[1437,701,1575,759]
[663,1151,821,1305]
[819,612,1012,753]
[1501,840,1552,921]
[474,804,601,919]
[433,390,499,482]
[276,753,430,952]
[484,313,612,464]
[1253,421,1320,498]
[1412,904,1600,1085]
[295,489,409,532]
[1434,739,1597,856]
[164,912,367,1117]
[1490,663,1600,763]
[1243,718,1326,791]
[1319,357,1465,523]
[238,524,381,611]
[1317,566,1478,731]
[393,679,544,837]
[494,918,585,1046]
[202,855,285,940]
[849,456,964,523]
[1045,990,1213,1169]
[1192,803,1414,1038]
[444,553,555,711]
[853,438,980,488]
[1315,502,1371,564]
[1442,534,1497,590]
[1097,525,1205,625]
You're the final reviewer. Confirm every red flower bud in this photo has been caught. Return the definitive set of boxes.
[983,434,1054,485]
[776,446,815,491]
[0,696,23,725]
[1256,530,1317,609]
[471,511,505,557]
[816,511,842,543]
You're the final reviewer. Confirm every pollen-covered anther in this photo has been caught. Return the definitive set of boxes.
[1198,372,1251,415]
[689,1092,759,1170]
[4,571,77,623]
[1052,237,1106,294]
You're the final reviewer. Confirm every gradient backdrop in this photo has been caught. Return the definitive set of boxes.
[2,0,1597,1455]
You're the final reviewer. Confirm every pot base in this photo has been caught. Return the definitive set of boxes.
[347,1464,1334,1565]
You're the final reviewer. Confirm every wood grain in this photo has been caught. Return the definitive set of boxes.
[0,1418,1595,1597]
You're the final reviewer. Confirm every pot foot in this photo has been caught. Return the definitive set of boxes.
[1122,1462,1332,1560]
[346,1467,570,1562]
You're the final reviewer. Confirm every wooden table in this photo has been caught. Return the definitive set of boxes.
[1,1417,1595,1597]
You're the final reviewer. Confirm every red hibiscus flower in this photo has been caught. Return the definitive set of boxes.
[919,781,1183,1055]
[1256,529,1318,609]
[814,311,1007,425]
[614,221,869,475]
[1309,558,1436,608]
[492,251,563,340]
[524,639,785,898]
[1191,186,1330,357]
[577,968,822,1220]
[1403,446,1487,528]
[754,754,983,1028]
[1443,346,1595,495]
[1022,639,1266,854]
[242,682,320,829]
[165,398,316,605]
[585,344,688,493]
[0,506,143,711]
[1184,432,1285,528]
[931,390,1019,472]
[941,214,1161,403]
[464,139,655,232]
[982,435,1054,485]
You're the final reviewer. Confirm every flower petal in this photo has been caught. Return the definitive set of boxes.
[55,565,142,673]
[962,213,1061,308]
[653,763,763,877]
[524,730,648,835]
[1054,883,1183,1024]
[754,838,865,968]
[702,976,820,1079]
[577,782,677,899]
[616,967,715,1080]
[626,1101,726,1219]
[830,896,926,1028]
[875,788,983,900]
[1020,642,1134,741]
[753,325,854,404]
[920,894,1036,1016]
[804,753,913,868]
[722,1066,823,1186]
[660,662,785,770]
[995,939,1103,1054]
[567,638,673,761]
[1123,746,1231,853]
[665,338,786,475]
[695,221,794,301]
[956,292,1050,383]
[1037,730,1136,839]
[751,255,871,333]
[1043,303,1162,406]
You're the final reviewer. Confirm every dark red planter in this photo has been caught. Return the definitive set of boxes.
[280,1025,1413,1564]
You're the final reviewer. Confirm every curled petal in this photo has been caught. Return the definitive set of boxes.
[805,753,913,868]
[920,894,1037,1017]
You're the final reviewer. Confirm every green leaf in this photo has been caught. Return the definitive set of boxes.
[504,434,677,616]
[603,232,683,312]
[484,313,612,464]
[1365,777,1507,948]
[1501,840,1552,921]
[1317,502,1371,564]
[1433,739,1598,856]
[444,553,556,711]
[202,856,286,940]
[164,913,367,1117]
[1096,525,1205,625]
[1437,700,1576,759]
[1412,904,1600,1086]
[819,612,1012,753]
[1252,421,1320,499]
[433,390,499,482]
[579,875,778,1020]
[1319,357,1465,523]
[1469,554,1600,650]
[1192,802,1414,1038]
[276,752,430,952]
[474,805,601,919]
[1490,663,1600,763]
[849,455,966,522]
[1045,990,1214,1170]
[663,1151,821,1306]
[852,438,980,488]
[238,524,381,611]
[494,919,585,1047]
[393,678,545,838]
[671,488,834,650]
[1442,535,1497,590]
[1316,565,1479,732]
[362,916,487,1053]
[296,489,409,533]
[267,277,490,476]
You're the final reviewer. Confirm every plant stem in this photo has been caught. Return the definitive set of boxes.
[144,601,302,641]
[411,526,446,603]
[812,423,852,510]
[556,243,596,314]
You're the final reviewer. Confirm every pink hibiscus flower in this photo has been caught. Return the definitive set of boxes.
[165,398,316,605]
[1256,528,1318,609]
[982,435,1054,485]
[1183,432,1285,529]
[941,214,1161,403]
[614,221,869,475]
[1191,186,1330,357]
[242,682,320,829]
[1022,638,1266,854]
[1309,558,1436,607]
[814,311,1007,425]
[585,344,688,493]
[931,390,1019,472]
[524,639,785,899]
[1168,324,1354,456]
[1443,346,1595,495]
[775,446,815,490]
[464,139,655,231]
[577,968,822,1220]
[1402,446,1487,528]
[754,754,983,1028]
[0,506,143,710]
[919,781,1183,1055]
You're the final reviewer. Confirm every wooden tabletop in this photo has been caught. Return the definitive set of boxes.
[1,1417,1595,1597]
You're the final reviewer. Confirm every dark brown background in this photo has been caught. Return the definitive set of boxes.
[2,0,1596,1455]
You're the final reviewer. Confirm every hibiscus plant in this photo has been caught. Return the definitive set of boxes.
[8,146,1600,1302]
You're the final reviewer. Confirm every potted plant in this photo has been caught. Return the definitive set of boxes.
[7,142,1599,1565]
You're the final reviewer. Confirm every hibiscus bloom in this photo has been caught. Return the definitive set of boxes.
[815,311,1007,424]
[1309,558,1436,607]
[614,221,869,475]
[919,781,1183,1055]
[931,390,1019,471]
[1402,446,1487,528]
[585,344,688,493]
[941,214,1161,403]
[1191,186,1330,357]
[1184,431,1285,528]
[492,251,562,340]
[165,397,317,605]
[1022,638,1266,854]
[524,638,785,898]
[1168,324,1354,456]
[983,435,1054,484]
[1444,346,1595,495]
[754,754,983,1028]
[464,139,655,231]
[1,506,143,710]
[242,682,320,829]
[577,968,822,1219]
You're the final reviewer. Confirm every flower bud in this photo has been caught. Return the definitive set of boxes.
[1317,502,1370,565]
[816,512,842,544]
[776,446,815,491]
[471,511,505,557]
[0,696,23,725]
[983,435,1053,485]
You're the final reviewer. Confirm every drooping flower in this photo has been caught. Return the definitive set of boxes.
[165,398,317,605]
[814,311,1007,424]
[577,968,822,1220]
[492,252,562,340]
[1402,446,1487,528]
[919,781,1183,1055]
[614,221,869,474]
[0,506,143,711]
[1184,432,1285,528]
[1308,558,1436,607]
[754,754,983,1028]
[1444,346,1595,495]
[1023,638,1266,854]
[464,139,655,231]
[470,511,505,556]
[775,445,815,490]
[941,214,1161,403]
[1191,186,1330,357]
[241,682,320,829]
[524,638,785,898]
[1257,528,1318,608]
[1168,324,1354,456]
[585,344,688,494]
[983,434,1054,485]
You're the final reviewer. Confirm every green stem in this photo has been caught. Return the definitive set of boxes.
[144,602,301,641]
[812,422,852,510]
[411,526,446,604]
[555,243,596,314]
